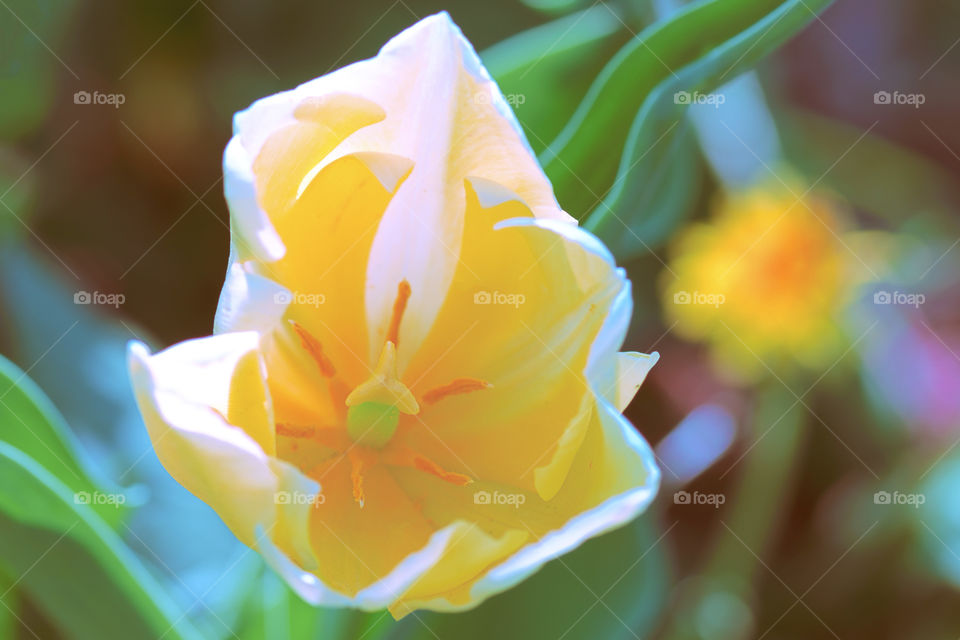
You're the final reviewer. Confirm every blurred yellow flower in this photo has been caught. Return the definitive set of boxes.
[128,13,659,617]
[662,183,853,382]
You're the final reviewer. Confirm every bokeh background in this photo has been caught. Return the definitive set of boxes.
[2,0,959,638]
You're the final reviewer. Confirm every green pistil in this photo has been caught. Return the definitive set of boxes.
[346,402,400,448]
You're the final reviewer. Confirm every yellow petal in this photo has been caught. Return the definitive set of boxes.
[333,13,574,365]
[267,152,413,387]
[610,351,660,412]
[383,395,658,613]
[389,522,528,618]
[402,184,625,498]
[306,460,435,595]
[127,333,319,569]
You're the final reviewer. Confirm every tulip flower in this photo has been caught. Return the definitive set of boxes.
[129,12,658,617]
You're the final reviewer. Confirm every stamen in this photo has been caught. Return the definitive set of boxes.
[348,449,368,508]
[422,378,492,405]
[385,447,472,486]
[413,455,473,486]
[385,280,411,347]
[289,320,336,377]
[276,423,316,439]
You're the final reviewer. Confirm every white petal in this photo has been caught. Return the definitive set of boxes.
[214,262,290,335]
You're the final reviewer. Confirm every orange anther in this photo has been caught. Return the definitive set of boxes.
[290,320,336,377]
[385,280,411,347]
[422,377,491,405]
[413,454,472,486]
[276,423,316,439]
[348,448,368,508]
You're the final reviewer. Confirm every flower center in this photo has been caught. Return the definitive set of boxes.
[279,280,492,506]
[346,402,399,448]
[341,280,420,449]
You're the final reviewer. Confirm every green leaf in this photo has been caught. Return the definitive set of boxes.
[587,119,702,261]
[235,568,372,640]
[482,5,632,154]
[0,351,127,528]
[518,0,590,15]
[415,515,670,640]
[0,244,252,637]
[540,0,833,255]
[0,442,202,640]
